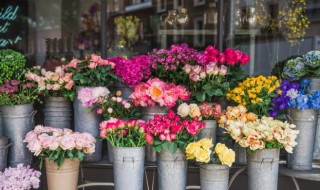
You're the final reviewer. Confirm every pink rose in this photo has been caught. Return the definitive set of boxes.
[62,73,73,82]
[97,108,103,115]
[186,124,198,136]
[46,84,52,90]
[60,136,76,150]
[65,80,74,90]
[226,53,236,66]
[241,54,250,65]
[200,70,206,79]
[159,134,166,141]
[190,73,200,82]
[65,59,80,69]
[52,84,61,90]
[27,139,42,156]
[100,130,107,138]
[175,85,190,101]
[88,61,98,69]
[218,53,226,63]
[91,54,101,63]
[124,103,131,109]
[170,134,176,141]
[234,50,243,61]
[24,131,37,142]
[145,134,154,145]
[219,65,227,76]
[192,65,201,74]
[183,64,192,74]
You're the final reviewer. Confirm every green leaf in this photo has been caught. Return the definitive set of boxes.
[77,151,85,162]
[154,139,162,146]
[67,151,74,160]
[202,84,212,91]
[153,145,162,152]
[207,89,223,97]
[162,141,171,150]
[168,143,178,154]
[221,82,230,89]
[196,92,206,102]
[77,61,89,67]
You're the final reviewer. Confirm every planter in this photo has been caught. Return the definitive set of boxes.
[247,148,280,190]
[234,143,247,165]
[158,149,188,190]
[43,97,73,129]
[309,77,320,160]
[74,87,102,162]
[114,82,134,100]
[200,164,230,190]
[113,146,145,190]
[199,120,217,145]
[0,104,36,167]
[0,137,10,171]
[107,141,114,163]
[45,158,80,190]
[287,108,318,170]
[142,106,168,163]
[0,112,3,136]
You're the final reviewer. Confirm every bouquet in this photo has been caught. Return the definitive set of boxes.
[0,164,41,190]
[141,110,205,154]
[66,54,119,87]
[0,49,26,85]
[282,51,320,81]
[99,118,146,147]
[114,15,140,48]
[24,125,96,168]
[110,55,152,87]
[25,66,75,100]
[226,75,280,117]
[177,102,225,120]
[185,139,235,167]
[218,106,299,153]
[129,78,190,108]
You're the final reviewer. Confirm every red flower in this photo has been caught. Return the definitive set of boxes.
[240,54,250,65]
[145,134,154,145]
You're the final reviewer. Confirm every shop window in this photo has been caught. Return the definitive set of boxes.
[194,0,206,6]
[174,0,184,9]
[157,0,167,13]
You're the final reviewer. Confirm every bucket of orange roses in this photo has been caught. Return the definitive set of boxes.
[129,78,190,163]
[186,138,235,190]
[100,119,146,190]
[142,110,205,190]
[24,125,96,190]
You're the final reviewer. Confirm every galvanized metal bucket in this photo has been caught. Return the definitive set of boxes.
[114,82,134,100]
[0,112,3,136]
[309,77,320,160]
[200,164,230,190]
[0,104,36,167]
[74,87,102,162]
[199,120,217,145]
[234,143,247,165]
[107,141,114,163]
[142,106,168,163]
[113,146,145,190]
[287,108,318,170]
[247,148,280,190]
[0,137,10,171]
[43,96,73,129]
[158,149,188,190]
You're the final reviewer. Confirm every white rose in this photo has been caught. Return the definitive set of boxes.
[177,103,190,117]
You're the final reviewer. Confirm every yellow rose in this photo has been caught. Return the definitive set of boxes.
[214,143,228,155]
[194,147,211,163]
[189,104,201,118]
[185,142,200,160]
[199,138,213,149]
[218,149,235,167]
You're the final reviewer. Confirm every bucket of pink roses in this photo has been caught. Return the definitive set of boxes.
[65,54,120,162]
[185,138,235,190]
[24,125,96,190]
[142,110,205,190]
[129,77,190,163]
[100,119,146,190]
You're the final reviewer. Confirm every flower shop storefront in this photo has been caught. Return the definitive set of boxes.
[1,0,320,190]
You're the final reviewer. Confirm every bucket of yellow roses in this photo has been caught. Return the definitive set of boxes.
[186,138,235,190]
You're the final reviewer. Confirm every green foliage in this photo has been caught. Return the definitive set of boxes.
[0,49,26,84]
[104,126,147,147]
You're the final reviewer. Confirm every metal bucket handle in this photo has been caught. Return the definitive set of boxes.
[1,143,11,156]
[28,110,37,126]
[123,157,135,169]
[260,158,275,170]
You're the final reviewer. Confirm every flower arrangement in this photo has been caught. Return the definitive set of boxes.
[114,15,140,48]
[111,55,152,87]
[141,110,205,154]
[129,78,190,108]
[0,49,26,85]
[24,125,96,168]
[185,139,235,166]
[25,66,75,100]
[177,102,225,120]
[226,75,280,117]
[218,106,299,153]
[78,87,110,107]
[99,118,146,147]
[282,51,320,81]
[66,54,119,87]
[0,164,41,190]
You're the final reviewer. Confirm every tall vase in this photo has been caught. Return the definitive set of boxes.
[45,158,80,190]
[309,77,320,160]
[74,87,102,162]
[0,104,36,167]
[158,149,188,190]
[43,97,73,129]
[114,82,134,100]
[113,146,145,190]
[142,106,169,163]
[200,164,230,190]
[287,108,318,170]
[199,120,217,145]
[0,137,10,171]
[247,148,280,190]
[234,143,247,165]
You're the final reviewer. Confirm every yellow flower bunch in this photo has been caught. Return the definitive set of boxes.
[226,75,279,116]
[185,138,235,167]
[114,15,140,47]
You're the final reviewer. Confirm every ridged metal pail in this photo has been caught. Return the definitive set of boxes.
[114,82,134,100]
[309,78,320,160]
[142,106,168,163]
[0,104,36,167]
[0,137,10,171]
[199,120,217,145]
[200,164,229,190]
[74,87,102,162]
[107,141,114,163]
[247,148,280,190]
[158,149,188,190]
[234,143,247,165]
[0,112,3,136]
[43,97,73,129]
[287,108,318,170]
[113,146,145,190]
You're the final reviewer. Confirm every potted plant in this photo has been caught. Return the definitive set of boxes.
[185,139,235,190]
[0,164,41,190]
[142,110,205,190]
[99,119,146,190]
[24,125,96,190]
